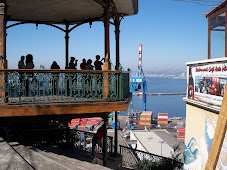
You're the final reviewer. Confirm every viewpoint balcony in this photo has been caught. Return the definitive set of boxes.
[0,69,130,118]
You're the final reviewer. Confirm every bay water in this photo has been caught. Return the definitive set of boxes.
[120,77,187,118]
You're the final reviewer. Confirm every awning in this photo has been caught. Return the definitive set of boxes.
[6,0,138,24]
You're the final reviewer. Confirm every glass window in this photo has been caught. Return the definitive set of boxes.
[218,13,225,24]
[210,17,216,27]
[211,24,225,58]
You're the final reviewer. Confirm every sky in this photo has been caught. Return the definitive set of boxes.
[6,0,222,73]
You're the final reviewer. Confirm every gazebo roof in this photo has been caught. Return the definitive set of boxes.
[6,0,138,24]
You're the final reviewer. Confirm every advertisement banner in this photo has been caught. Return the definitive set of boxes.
[188,62,227,106]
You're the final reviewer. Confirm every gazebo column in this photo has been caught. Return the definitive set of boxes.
[103,0,111,98]
[0,3,7,104]
[0,3,6,69]
[102,115,108,166]
[114,15,120,155]
[65,23,69,69]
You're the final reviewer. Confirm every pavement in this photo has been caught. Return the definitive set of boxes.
[0,137,110,170]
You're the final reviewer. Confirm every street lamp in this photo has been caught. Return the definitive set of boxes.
[158,140,165,156]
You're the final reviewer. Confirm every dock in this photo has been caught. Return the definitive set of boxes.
[134,92,186,96]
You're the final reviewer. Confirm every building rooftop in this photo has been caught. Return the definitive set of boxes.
[132,129,184,158]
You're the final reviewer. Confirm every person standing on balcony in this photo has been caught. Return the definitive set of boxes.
[18,56,25,69]
[51,61,60,95]
[25,54,34,96]
[51,61,60,69]
[69,57,78,69]
[92,124,105,159]
[94,55,104,70]
[80,58,87,70]
[25,54,35,69]
[85,59,94,70]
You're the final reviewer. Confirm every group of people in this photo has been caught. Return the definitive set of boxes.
[18,55,104,71]
[69,55,104,70]
[18,54,35,69]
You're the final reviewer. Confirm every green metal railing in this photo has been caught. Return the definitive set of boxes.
[0,69,130,104]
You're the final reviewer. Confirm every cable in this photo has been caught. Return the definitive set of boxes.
[172,0,223,6]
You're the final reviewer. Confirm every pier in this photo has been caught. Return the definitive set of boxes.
[134,92,186,96]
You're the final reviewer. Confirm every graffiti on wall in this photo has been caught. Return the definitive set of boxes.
[184,137,202,169]
[184,116,227,170]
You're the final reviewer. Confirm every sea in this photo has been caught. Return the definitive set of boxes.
[120,77,187,118]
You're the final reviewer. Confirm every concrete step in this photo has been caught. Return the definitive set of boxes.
[31,147,109,170]
[0,138,33,170]
[10,142,110,170]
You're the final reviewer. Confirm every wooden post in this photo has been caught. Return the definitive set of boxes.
[103,116,108,167]
[208,17,211,59]
[225,11,227,57]
[103,0,111,99]
[205,88,227,169]
[65,23,69,69]
[65,120,70,147]
[0,3,6,104]
[115,15,120,70]
[114,111,118,155]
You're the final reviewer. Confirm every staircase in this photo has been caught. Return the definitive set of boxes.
[0,138,110,170]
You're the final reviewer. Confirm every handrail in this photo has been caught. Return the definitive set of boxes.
[0,69,120,73]
[119,145,183,163]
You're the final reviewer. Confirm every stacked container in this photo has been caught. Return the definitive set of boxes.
[178,127,185,143]
[131,111,141,125]
[158,113,168,125]
[140,111,152,127]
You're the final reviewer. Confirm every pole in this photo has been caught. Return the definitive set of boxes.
[114,111,118,155]
[65,23,69,69]
[103,116,108,166]
[115,15,120,70]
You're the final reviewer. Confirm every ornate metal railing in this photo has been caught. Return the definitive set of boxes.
[0,69,130,104]
[120,145,183,169]
[71,129,113,156]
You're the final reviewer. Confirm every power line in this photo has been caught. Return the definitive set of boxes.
[172,0,223,6]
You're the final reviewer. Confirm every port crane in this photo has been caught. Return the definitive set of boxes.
[126,44,147,130]
[130,44,147,111]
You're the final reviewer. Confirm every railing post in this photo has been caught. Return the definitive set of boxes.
[119,72,122,100]
[103,115,108,167]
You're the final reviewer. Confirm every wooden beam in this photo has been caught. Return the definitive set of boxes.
[225,10,227,57]
[208,16,211,59]
[205,88,227,169]
[93,0,106,7]
[0,69,120,73]
[0,100,130,118]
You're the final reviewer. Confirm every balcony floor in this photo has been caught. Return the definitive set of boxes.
[0,94,131,118]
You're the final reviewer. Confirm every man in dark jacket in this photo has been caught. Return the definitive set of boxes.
[92,124,105,158]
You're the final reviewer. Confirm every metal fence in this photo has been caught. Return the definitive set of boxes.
[71,129,113,156]
[120,145,183,169]
[0,70,130,104]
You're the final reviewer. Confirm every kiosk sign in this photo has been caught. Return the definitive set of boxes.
[188,62,227,106]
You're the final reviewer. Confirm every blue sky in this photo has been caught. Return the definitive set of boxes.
[6,0,218,73]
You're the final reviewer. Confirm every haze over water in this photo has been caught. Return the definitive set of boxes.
[120,77,187,118]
